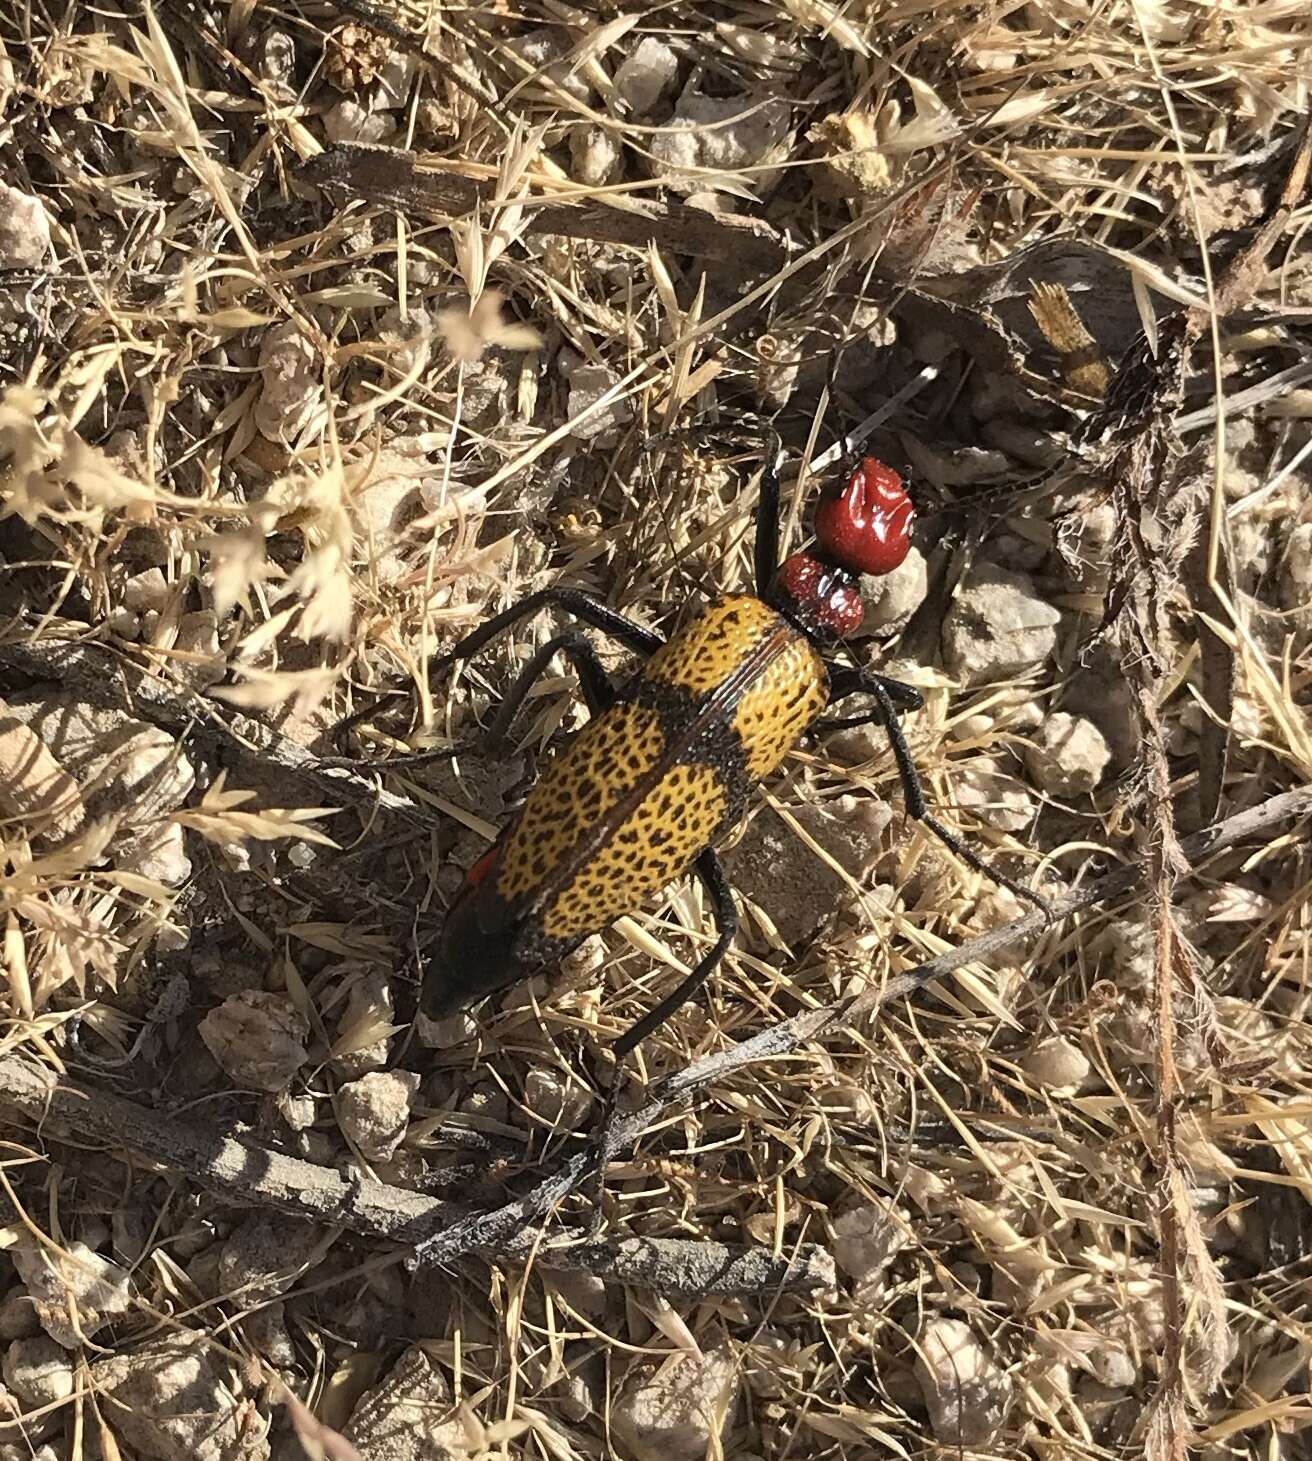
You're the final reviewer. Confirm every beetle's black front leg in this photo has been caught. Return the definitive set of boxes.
[814,666,925,729]
[589,849,738,1223]
[818,671,1051,917]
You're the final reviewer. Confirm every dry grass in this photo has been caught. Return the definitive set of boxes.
[1,1,1311,1458]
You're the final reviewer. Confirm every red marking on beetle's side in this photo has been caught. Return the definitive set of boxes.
[815,458,915,577]
[464,845,499,890]
[775,553,864,636]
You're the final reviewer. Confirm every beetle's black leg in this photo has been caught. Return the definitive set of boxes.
[820,673,1051,917]
[336,588,658,753]
[614,849,738,1061]
[754,429,784,597]
[589,849,738,1225]
[480,629,616,741]
[816,667,925,728]
[434,587,662,674]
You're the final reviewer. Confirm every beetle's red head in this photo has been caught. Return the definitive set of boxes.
[814,458,915,578]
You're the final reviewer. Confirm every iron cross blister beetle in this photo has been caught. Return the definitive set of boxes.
[420,447,1049,1076]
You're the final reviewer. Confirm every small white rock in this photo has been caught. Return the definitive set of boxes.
[122,567,170,613]
[171,610,224,688]
[0,184,51,267]
[942,563,1061,687]
[253,321,325,444]
[914,1316,1011,1446]
[218,1214,327,1304]
[198,991,310,1093]
[613,1341,740,1461]
[614,36,680,115]
[11,1241,131,1350]
[345,1346,467,1458]
[570,124,622,186]
[2,1336,74,1407]
[862,544,927,632]
[337,1070,421,1162]
[524,1068,592,1129]
[1023,1035,1091,1092]
[954,762,1036,833]
[1023,711,1112,797]
[830,1201,909,1295]
[564,362,633,441]
[1087,1340,1136,1389]
[90,1331,268,1461]
[323,97,395,145]
[651,86,791,193]
[332,969,396,1077]
[119,820,192,887]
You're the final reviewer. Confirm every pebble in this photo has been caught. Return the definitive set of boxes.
[650,86,790,193]
[570,124,622,186]
[254,321,324,444]
[344,1346,468,1458]
[198,991,310,1093]
[0,183,51,267]
[0,692,195,825]
[1022,711,1112,796]
[861,544,927,632]
[943,563,1061,686]
[218,1214,328,1305]
[2,1336,73,1408]
[120,819,192,887]
[913,1316,1011,1446]
[0,705,83,842]
[563,360,633,441]
[614,36,680,115]
[10,1241,131,1349]
[613,1341,740,1461]
[1023,1034,1092,1092]
[91,1331,269,1461]
[337,1069,420,1162]
[829,1200,909,1296]
[322,97,395,145]
[171,610,224,688]
[953,761,1036,833]
[0,1293,37,1344]
[332,969,397,1077]
[524,1068,592,1129]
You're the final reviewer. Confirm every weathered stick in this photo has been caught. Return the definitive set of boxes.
[0,636,433,826]
[0,1056,833,1298]
[3,787,1305,1285]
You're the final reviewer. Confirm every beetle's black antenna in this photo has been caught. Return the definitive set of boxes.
[754,428,785,595]
[807,365,941,477]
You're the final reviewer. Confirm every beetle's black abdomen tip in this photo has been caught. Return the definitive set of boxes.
[419,890,530,1022]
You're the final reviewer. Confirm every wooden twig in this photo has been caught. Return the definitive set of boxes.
[0,1055,833,1298]
[0,634,434,827]
[297,144,790,272]
[0,791,1305,1290]
[409,784,1312,1266]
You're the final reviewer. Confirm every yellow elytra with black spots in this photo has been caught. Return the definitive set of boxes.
[430,595,828,1010]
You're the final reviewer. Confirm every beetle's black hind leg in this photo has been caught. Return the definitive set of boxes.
[589,849,738,1226]
[819,670,1051,917]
